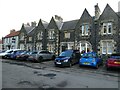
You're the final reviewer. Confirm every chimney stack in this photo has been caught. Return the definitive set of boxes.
[94,3,101,20]
[55,15,63,22]
[31,21,36,27]
[10,29,15,33]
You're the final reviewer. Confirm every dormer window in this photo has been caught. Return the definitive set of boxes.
[81,24,89,36]
[103,22,112,34]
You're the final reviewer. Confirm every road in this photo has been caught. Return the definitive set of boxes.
[1,59,120,89]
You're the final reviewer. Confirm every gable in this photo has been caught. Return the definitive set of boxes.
[47,17,58,30]
[38,19,47,30]
[76,9,93,29]
[79,8,93,23]
[19,24,27,37]
[99,4,118,21]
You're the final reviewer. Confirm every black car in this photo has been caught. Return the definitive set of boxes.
[54,50,81,67]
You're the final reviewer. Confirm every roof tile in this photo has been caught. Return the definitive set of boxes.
[4,31,20,38]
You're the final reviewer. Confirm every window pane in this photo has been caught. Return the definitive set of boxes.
[103,26,107,34]
[85,25,89,35]
[82,26,84,35]
[65,33,70,38]
[108,23,112,34]
[107,42,112,54]
[102,42,107,54]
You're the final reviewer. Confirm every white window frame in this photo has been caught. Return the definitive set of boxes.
[65,32,70,38]
[107,23,112,34]
[81,24,89,36]
[101,40,113,54]
[29,37,32,41]
[103,22,112,35]
[37,31,43,40]
[49,30,55,39]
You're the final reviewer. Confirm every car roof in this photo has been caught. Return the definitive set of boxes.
[84,52,96,54]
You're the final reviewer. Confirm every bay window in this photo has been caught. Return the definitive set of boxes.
[102,41,113,54]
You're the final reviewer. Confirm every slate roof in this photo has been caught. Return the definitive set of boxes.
[80,8,92,20]
[27,27,36,36]
[41,20,49,29]
[4,31,20,38]
[116,12,120,18]
[24,24,35,33]
[61,19,79,30]
[99,4,118,20]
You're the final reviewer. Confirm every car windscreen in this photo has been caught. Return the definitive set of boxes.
[82,53,96,58]
[111,55,120,59]
[7,51,13,53]
[31,51,38,54]
[59,51,72,57]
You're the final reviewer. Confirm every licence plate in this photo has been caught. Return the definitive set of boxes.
[84,62,90,65]
[57,62,61,64]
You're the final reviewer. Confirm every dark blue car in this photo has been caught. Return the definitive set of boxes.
[10,50,25,59]
[54,50,81,67]
[79,52,103,69]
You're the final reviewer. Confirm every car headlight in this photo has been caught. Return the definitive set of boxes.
[64,59,68,62]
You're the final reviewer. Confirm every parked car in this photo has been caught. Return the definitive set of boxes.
[106,53,120,70]
[0,50,6,53]
[0,49,20,59]
[10,50,25,60]
[27,50,56,62]
[79,52,103,69]
[54,50,81,67]
[16,51,32,60]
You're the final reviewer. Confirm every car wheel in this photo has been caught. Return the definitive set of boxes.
[38,56,43,63]
[52,55,55,60]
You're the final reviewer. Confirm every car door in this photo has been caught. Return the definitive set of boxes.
[71,53,76,64]
[45,51,53,59]
[39,51,48,60]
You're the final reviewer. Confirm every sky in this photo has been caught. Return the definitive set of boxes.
[0,0,119,39]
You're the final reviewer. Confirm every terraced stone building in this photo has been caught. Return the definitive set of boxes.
[18,4,120,55]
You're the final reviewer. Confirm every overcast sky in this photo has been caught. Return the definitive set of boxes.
[0,0,119,39]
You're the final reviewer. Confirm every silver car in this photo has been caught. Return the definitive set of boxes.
[27,50,56,62]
